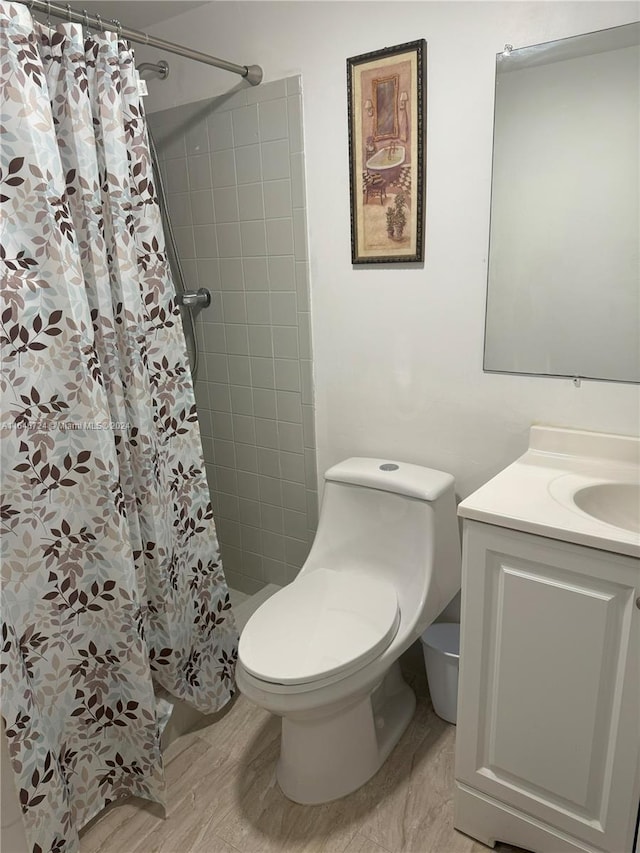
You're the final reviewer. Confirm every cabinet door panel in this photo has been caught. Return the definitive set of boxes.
[486,558,624,811]
[456,523,639,852]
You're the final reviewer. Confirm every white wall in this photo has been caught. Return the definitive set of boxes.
[141,1,640,499]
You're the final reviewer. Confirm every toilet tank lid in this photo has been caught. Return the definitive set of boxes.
[324,458,454,501]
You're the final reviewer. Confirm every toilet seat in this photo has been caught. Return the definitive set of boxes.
[238,568,400,686]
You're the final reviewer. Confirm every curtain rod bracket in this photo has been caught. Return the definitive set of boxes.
[244,64,263,86]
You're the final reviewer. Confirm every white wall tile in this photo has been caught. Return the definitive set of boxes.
[232,104,260,147]
[227,352,251,384]
[165,157,189,193]
[196,259,221,292]
[201,322,226,353]
[301,359,314,405]
[247,79,287,104]
[258,447,280,478]
[290,152,306,210]
[250,356,275,389]
[207,111,234,151]
[237,471,260,500]
[219,257,244,291]
[193,224,218,258]
[297,312,312,358]
[270,291,297,326]
[235,442,258,472]
[238,183,265,221]
[240,220,267,257]
[211,149,236,188]
[188,154,213,189]
[258,475,283,507]
[280,451,305,484]
[287,95,303,154]
[293,207,308,260]
[153,76,314,591]
[282,480,306,512]
[235,144,262,184]
[230,384,253,415]
[213,438,236,468]
[210,382,231,412]
[261,139,290,180]
[205,352,229,383]
[276,390,302,423]
[213,187,239,223]
[263,180,292,219]
[185,119,209,155]
[246,292,271,325]
[275,358,301,392]
[232,414,256,445]
[283,508,307,540]
[260,502,283,533]
[268,255,295,291]
[167,192,192,225]
[252,388,277,420]
[259,98,289,143]
[273,326,298,359]
[240,523,262,553]
[255,417,278,449]
[243,257,269,291]
[216,223,241,258]
[239,498,261,527]
[190,190,214,225]
[261,530,285,560]
[302,404,316,449]
[278,421,304,454]
[248,324,273,357]
[225,324,249,355]
[173,225,196,259]
[265,218,294,256]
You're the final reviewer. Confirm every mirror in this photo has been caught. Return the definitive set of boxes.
[484,23,640,384]
[373,75,399,140]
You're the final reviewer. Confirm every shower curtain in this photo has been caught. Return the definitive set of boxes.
[0,4,237,851]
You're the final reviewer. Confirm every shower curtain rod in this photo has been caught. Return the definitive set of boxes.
[19,0,263,84]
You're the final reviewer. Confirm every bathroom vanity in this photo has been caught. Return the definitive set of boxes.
[454,426,640,853]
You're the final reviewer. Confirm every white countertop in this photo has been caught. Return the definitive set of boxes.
[458,425,640,559]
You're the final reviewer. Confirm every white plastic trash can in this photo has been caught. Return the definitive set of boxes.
[421,622,460,724]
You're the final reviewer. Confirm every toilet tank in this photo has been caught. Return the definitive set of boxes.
[302,458,461,632]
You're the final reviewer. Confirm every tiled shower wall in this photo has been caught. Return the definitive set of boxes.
[148,77,317,594]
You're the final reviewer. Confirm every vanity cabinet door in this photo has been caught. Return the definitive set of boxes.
[455,521,639,853]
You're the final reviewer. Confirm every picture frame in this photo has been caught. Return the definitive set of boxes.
[347,39,427,264]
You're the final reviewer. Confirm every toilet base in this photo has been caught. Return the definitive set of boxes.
[276,661,416,804]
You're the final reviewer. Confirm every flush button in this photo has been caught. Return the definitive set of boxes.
[380,463,399,471]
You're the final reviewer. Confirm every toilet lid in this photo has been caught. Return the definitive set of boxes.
[238,568,400,686]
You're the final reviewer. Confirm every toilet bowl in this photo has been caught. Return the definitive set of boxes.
[236,457,462,804]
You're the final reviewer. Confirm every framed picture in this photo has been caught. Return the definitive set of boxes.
[347,39,426,264]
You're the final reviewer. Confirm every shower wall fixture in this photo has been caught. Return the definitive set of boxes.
[148,77,317,594]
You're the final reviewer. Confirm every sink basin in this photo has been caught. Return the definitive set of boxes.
[458,425,640,558]
[573,482,640,533]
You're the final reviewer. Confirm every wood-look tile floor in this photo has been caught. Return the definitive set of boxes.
[80,667,527,853]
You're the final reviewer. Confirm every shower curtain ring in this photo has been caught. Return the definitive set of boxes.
[83,8,91,38]
[66,3,72,23]
[95,13,103,33]
[46,0,51,27]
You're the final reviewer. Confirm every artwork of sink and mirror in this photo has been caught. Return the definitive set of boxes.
[347,40,426,264]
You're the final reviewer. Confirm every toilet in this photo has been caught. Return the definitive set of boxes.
[236,457,462,804]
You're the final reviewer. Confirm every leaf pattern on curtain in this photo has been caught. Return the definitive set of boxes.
[0,4,238,852]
